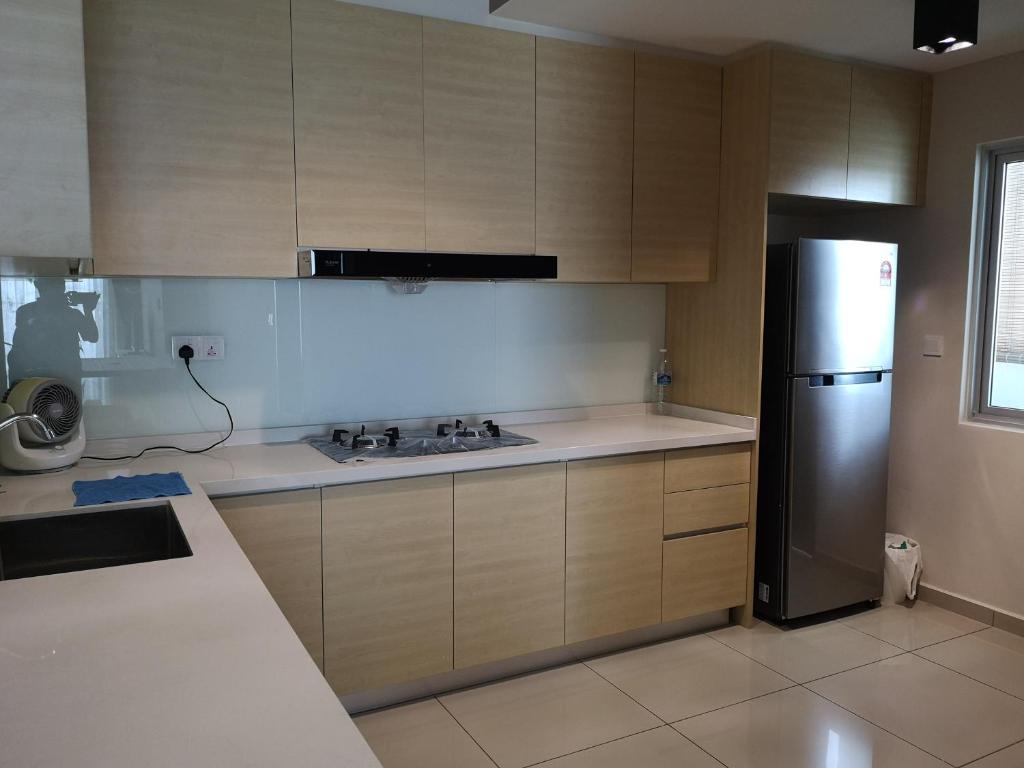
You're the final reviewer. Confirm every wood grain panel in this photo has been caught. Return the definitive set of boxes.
[536,38,634,282]
[665,50,771,417]
[0,0,91,262]
[565,453,664,643]
[663,528,748,621]
[847,66,924,205]
[631,54,722,283]
[322,475,454,695]
[292,0,425,250]
[768,49,851,199]
[454,464,566,669]
[84,0,297,276]
[214,490,324,670]
[423,19,535,254]
[665,444,752,492]
[664,483,749,536]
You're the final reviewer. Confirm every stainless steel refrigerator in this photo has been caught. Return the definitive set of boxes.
[755,238,897,622]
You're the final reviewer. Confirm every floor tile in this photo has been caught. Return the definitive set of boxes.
[709,619,902,683]
[808,654,1024,766]
[586,633,792,722]
[354,698,495,768]
[536,726,720,767]
[965,740,1024,767]
[918,627,1024,700]
[675,686,946,768]
[842,601,988,651]
[438,663,661,768]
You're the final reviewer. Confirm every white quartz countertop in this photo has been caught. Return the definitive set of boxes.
[0,408,753,767]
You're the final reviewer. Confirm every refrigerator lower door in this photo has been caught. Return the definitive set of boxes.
[785,372,892,619]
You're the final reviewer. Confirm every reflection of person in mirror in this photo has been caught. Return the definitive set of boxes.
[6,279,100,394]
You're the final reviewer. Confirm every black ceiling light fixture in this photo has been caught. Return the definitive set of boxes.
[914,0,980,54]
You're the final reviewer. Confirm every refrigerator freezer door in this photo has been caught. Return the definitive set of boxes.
[785,373,891,619]
[792,239,897,374]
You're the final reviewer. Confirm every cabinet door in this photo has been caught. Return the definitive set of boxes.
[454,464,566,669]
[664,483,749,536]
[214,490,324,670]
[84,0,297,276]
[847,66,924,205]
[536,39,634,282]
[632,54,721,283]
[663,528,748,622]
[292,0,425,250]
[322,475,454,695]
[0,0,91,264]
[768,50,851,199]
[665,444,752,493]
[565,453,664,643]
[423,19,535,254]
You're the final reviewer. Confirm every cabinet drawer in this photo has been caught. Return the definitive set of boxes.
[664,483,749,536]
[662,528,748,621]
[665,444,751,492]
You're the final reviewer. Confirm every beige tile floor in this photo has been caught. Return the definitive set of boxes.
[354,601,1024,767]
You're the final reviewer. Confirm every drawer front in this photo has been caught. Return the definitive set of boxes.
[665,444,751,492]
[662,528,748,621]
[664,483,749,536]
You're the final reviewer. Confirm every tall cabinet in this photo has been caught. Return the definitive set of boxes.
[0,0,91,265]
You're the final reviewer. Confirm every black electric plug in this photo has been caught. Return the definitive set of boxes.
[177,344,195,362]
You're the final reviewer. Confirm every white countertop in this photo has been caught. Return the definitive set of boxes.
[0,408,753,767]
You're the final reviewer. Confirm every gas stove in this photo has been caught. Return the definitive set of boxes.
[306,419,537,463]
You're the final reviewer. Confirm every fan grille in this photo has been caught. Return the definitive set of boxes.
[29,381,81,440]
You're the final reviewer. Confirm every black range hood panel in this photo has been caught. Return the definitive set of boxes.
[299,250,557,280]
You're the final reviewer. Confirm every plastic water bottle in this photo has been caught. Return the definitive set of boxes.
[652,348,672,414]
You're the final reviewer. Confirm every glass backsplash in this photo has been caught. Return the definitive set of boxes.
[0,277,666,440]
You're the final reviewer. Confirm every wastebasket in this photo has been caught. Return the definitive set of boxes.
[882,533,922,605]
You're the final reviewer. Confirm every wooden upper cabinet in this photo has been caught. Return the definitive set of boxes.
[423,19,535,254]
[214,490,324,670]
[768,50,851,199]
[565,453,664,643]
[0,0,91,264]
[454,464,566,669]
[292,1,425,250]
[536,39,634,282]
[848,66,925,205]
[84,0,297,276]
[632,54,722,283]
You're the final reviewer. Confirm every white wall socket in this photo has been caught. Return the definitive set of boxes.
[171,335,225,361]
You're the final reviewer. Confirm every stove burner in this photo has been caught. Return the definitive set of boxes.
[438,419,501,439]
[335,425,400,449]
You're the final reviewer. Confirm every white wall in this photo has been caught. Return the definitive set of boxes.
[768,50,1024,618]
[0,279,666,439]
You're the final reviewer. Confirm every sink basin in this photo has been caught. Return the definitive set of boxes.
[0,502,192,581]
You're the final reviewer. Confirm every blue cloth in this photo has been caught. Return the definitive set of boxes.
[72,472,192,507]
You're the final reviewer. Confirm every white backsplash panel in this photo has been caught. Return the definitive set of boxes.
[0,277,666,439]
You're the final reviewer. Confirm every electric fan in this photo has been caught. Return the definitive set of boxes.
[0,377,86,472]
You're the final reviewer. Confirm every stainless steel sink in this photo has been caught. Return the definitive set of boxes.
[0,502,192,581]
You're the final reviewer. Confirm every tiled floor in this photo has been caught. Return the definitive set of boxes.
[354,601,1024,767]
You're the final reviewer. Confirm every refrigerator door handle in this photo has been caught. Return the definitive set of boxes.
[808,372,884,387]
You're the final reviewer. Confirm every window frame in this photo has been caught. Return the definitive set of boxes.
[970,143,1024,427]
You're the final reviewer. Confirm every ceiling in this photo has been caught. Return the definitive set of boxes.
[490,0,1024,72]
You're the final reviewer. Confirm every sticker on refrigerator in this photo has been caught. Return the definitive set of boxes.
[880,260,893,287]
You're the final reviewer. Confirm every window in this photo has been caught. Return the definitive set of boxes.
[973,145,1024,423]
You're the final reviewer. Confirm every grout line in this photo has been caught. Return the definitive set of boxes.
[906,624,991,652]
[797,651,909,686]
[800,686,954,766]
[910,648,1024,705]
[702,630,802,686]
[667,683,799,725]
[960,735,1024,767]
[521,726,666,768]
[580,661,668,725]
[434,695,502,768]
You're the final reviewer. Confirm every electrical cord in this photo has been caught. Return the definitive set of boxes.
[82,345,234,461]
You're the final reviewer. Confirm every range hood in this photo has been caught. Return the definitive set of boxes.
[298,250,557,281]
[0,256,94,278]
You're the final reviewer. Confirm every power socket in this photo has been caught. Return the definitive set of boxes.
[171,335,225,361]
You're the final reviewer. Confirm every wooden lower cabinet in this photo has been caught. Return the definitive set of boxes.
[213,489,324,670]
[454,463,566,668]
[663,528,748,622]
[565,453,664,643]
[322,475,454,695]
[665,444,752,492]
[664,483,750,536]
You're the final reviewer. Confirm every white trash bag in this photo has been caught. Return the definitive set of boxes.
[882,533,923,604]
